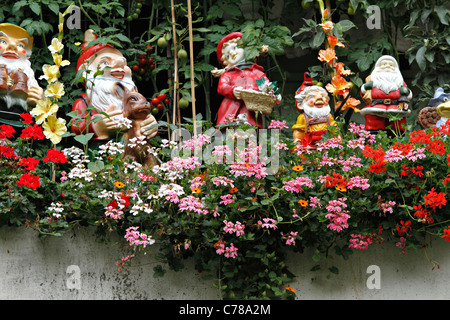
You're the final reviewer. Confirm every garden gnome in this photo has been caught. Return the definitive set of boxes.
[360,55,412,133]
[71,29,157,141]
[418,87,450,129]
[211,32,272,128]
[0,23,43,114]
[292,85,337,147]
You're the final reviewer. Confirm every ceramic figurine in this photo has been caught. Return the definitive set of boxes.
[292,85,337,147]
[0,23,44,117]
[433,88,450,128]
[360,55,412,133]
[71,29,157,141]
[211,32,280,128]
[418,87,450,129]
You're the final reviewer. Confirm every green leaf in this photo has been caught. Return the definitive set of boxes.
[415,46,427,71]
[435,6,449,25]
[74,133,94,145]
[29,2,41,16]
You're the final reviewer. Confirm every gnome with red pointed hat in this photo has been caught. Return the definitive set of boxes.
[71,29,157,141]
[211,32,277,128]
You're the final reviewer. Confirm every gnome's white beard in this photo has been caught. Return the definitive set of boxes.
[86,76,136,112]
[303,102,331,119]
[371,68,404,94]
[0,55,38,87]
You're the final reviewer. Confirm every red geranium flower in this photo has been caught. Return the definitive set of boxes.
[0,124,15,139]
[20,124,45,140]
[18,157,40,172]
[43,149,68,164]
[441,227,450,242]
[16,173,40,190]
[423,188,447,210]
[20,113,33,125]
[0,146,17,159]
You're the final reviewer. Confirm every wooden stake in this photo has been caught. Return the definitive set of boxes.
[187,0,197,136]
[170,0,179,127]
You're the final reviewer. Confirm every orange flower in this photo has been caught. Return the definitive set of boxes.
[191,187,201,194]
[325,74,351,96]
[285,286,296,293]
[336,97,361,112]
[229,187,239,193]
[319,21,333,33]
[292,165,304,172]
[298,199,308,207]
[327,35,344,49]
[334,62,351,76]
[114,181,125,189]
[335,185,347,192]
[318,48,336,65]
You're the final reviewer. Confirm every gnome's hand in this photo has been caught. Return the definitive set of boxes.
[140,114,158,139]
[233,86,243,100]
[93,107,128,140]
[26,85,44,106]
[362,90,372,105]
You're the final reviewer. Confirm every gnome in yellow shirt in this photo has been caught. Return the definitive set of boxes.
[292,85,336,147]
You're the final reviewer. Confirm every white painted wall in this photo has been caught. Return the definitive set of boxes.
[1,226,449,300]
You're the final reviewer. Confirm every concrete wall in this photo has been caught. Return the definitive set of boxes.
[1,225,449,300]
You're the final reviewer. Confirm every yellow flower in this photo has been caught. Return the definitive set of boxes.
[191,187,201,194]
[74,42,82,46]
[292,165,304,171]
[114,181,125,188]
[44,81,65,99]
[42,115,67,145]
[40,64,60,83]
[30,98,59,124]
[52,53,70,68]
[48,38,64,54]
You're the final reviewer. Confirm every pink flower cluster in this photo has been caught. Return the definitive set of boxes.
[215,242,238,259]
[348,234,373,251]
[258,218,277,229]
[223,220,245,236]
[190,176,205,189]
[309,196,322,209]
[282,177,314,193]
[182,134,211,151]
[220,194,234,206]
[347,176,370,190]
[281,231,298,245]
[325,197,350,232]
[378,196,396,214]
[124,226,154,248]
[347,123,376,149]
[178,195,208,215]
[213,176,235,188]
[115,254,135,272]
[230,143,268,179]
[268,120,288,130]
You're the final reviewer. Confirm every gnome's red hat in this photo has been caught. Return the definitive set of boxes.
[216,32,243,66]
[76,29,116,73]
[295,72,313,112]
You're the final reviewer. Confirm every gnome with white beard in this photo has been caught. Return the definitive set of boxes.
[71,29,157,141]
[360,55,412,133]
[0,23,44,112]
[292,85,337,147]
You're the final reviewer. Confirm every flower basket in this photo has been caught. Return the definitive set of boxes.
[240,89,277,115]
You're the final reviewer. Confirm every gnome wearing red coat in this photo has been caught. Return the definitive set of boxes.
[212,32,274,128]
[71,30,157,141]
[360,55,412,132]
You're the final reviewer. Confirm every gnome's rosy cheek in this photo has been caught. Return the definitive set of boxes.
[306,96,315,106]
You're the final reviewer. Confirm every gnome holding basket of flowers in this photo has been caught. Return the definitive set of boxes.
[211,32,281,128]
